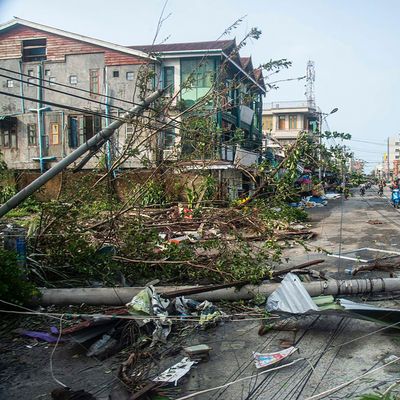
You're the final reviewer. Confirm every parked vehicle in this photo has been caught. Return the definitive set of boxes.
[378,186,384,196]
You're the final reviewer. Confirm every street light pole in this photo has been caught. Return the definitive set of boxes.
[318,107,338,181]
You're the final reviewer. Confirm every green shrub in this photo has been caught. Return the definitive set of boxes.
[0,248,38,304]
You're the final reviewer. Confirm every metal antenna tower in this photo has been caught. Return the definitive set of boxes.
[305,60,315,108]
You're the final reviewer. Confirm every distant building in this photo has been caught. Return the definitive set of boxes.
[348,158,365,174]
[262,100,318,146]
[374,163,384,178]
[387,136,400,178]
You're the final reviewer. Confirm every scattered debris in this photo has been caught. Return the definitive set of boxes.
[153,357,196,386]
[253,346,298,369]
[266,273,319,314]
[367,219,384,225]
[266,273,400,324]
[19,328,62,343]
[51,387,96,400]
[184,344,212,362]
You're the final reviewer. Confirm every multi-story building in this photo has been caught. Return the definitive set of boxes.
[0,18,265,199]
[387,136,400,178]
[0,17,155,172]
[262,100,318,146]
[130,40,266,198]
[348,157,365,174]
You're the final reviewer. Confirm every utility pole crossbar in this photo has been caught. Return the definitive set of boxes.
[0,89,165,218]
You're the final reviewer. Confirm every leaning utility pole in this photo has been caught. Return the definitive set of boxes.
[387,137,390,180]
[0,88,165,218]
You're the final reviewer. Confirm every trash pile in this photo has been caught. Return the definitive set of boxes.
[20,285,223,364]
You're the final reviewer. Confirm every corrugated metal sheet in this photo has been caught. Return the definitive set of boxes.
[129,39,235,53]
[266,273,319,314]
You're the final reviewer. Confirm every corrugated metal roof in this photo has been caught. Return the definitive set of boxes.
[129,39,236,53]
[266,273,319,314]
[0,17,154,61]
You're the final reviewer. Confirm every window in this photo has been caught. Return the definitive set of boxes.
[50,123,60,145]
[69,75,78,85]
[89,69,99,96]
[181,58,217,106]
[163,66,174,95]
[289,115,297,129]
[49,77,56,86]
[27,78,36,87]
[45,69,51,76]
[22,38,47,62]
[6,80,14,88]
[126,123,134,143]
[27,123,37,146]
[126,71,134,81]
[28,69,34,76]
[113,70,119,78]
[68,115,102,148]
[0,118,17,148]
[278,115,286,130]
[263,115,272,131]
[163,130,175,148]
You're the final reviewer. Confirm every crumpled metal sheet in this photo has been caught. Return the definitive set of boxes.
[266,273,319,314]
[153,357,196,386]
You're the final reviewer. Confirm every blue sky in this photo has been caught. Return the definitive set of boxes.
[1,0,397,171]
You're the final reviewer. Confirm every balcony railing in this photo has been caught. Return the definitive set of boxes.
[263,100,316,110]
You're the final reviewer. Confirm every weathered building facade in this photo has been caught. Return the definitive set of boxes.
[0,19,266,200]
[131,40,266,198]
[262,100,318,147]
[0,18,155,172]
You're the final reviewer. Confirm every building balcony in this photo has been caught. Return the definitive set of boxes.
[221,110,238,125]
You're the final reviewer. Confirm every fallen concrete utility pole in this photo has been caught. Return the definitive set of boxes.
[39,277,400,305]
[161,259,325,299]
[0,89,165,218]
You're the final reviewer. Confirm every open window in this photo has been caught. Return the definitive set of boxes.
[22,38,47,62]
[68,115,102,148]
[163,129,176,149]
[0,116,17,148]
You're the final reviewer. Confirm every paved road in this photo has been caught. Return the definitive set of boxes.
[182,188,400,400]
[2,189,400,400]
